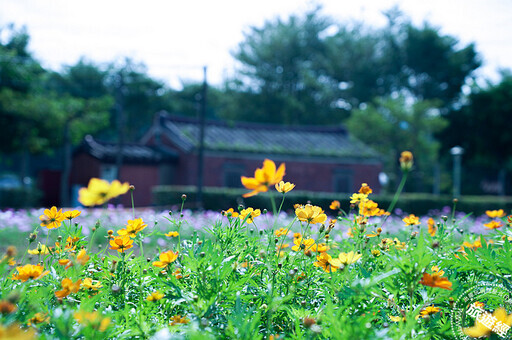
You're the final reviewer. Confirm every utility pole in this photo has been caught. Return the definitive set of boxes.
[196,66,207,209]
[450,146,464,198]
[115,72,125,181]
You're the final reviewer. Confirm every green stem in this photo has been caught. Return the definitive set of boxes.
[269,191,277,217]
[130,190,135,220]
[382,171,409,227]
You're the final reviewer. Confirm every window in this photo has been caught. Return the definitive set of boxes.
[333,169,353,193]
[223,163,246,188]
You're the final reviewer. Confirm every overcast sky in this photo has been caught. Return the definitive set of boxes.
[1,0,512,88]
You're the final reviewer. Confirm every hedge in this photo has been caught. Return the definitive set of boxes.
[0,187,42,209]
[152,185,512,216]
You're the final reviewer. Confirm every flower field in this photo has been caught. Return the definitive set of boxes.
[1,156,512,339]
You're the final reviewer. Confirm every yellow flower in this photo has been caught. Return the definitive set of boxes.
[295,204,327,224]
[76,249,90,265]
[427,217,437,236]
[11,264,49,282]
[239,207,261,224]
[389,315,405,322]
[486,209,506,218]
[313,252,339,273]
[39,206,65,229]
[393,238,407,250]
[153,250,179,268]
[358,183,372,195]
[484,220,503,230]
[330,251,362,267]
[28,243,50,255]
[146,291,165,302]
[419,305,440,318]
[27,312,49,326]
[165,231,179,237]
[463,307,512,338]
[55,278,82,298]
[399,151,414,171]
[63,210,81,220]
[310,243,330,253]
[275,180,295,194]
[371,249,381,257]
[74,311,111,332]
[349,193,368,205]
[78,178,130,207]
[109,235,134,253]
[82,278,102,290]
[222,208,239,218]
[329,200,340,210]
[0,323,36,339]
[170,315,190,326]
[291,237,316,253]
[117,218,147,238]
[359,200,388,217]
[274,228,289,237]
[402,214,420,226]
[241,159,285,197]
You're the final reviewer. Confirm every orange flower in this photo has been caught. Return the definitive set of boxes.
[63,210,81,220]
[241,159,285,197]
[170,315,190,326]
[109,235,134,253]
[313,252,339,272]
[463,307,512,338]
[399,151,414,171]
[153,250,179,268]
[329,200,340,210]
[419,267,452,290]
[55,278,82,298]
[427,217,437,236]
[358,183,372,195]
[484,220,503,230]
[402,214,420,226]
[11,264,49,282]
[274,228,289,237]
[222,208,239,218]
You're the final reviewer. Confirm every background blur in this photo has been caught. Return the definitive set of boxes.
[1,0,511,209]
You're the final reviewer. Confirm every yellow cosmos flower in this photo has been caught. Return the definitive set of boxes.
[170,315,190,326]
[55,278,82,298]
[82,278,102,290]
[349,193,368,205]
[165,231,179,237]
[153,250,179,268]
[27,312,49,326]
[427,217,437,236]
[74,311,111,332]
[222,208,239,218]
[399,151,414,171]
[295,204,327,224]
[146,291,165,302]
[39,206,65,229]
[239,207,261,224]
[11,264,49,282]
[63,210,81,220]
[117,218,147,238]
[274,228,289,237]
[330,251,362,267]
[291,237,316,253]
[402,214,420,226]
[419,305,440,318]
[310,243,330,253]
[241,159,285,197]
[275,180,295,194]
[109,235,134,253]
[484,220,503,230]
[389,315,405,322]
[0,323,36,339]
[313,252,339,273]
[463,307,512,338]
[78,178,130,207]
[359,200,388,217]
[486,209,506,218]
[358,183,373,195]
[28,244,50,255]
[329,200,341,210]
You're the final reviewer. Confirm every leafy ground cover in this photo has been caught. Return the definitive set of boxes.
[1,155,512,339]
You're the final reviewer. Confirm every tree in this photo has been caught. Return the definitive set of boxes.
[440,72,512,194]
[345,96,448,191]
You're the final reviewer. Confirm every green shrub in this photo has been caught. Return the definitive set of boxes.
[0,187,42,208]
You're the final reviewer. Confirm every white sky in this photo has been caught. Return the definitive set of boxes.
[1,0,512,89]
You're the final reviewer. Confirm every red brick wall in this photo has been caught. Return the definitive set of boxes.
[118,165,159,207]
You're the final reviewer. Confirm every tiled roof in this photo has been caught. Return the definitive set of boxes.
[156,114,380,159]
[77,135,178,164]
